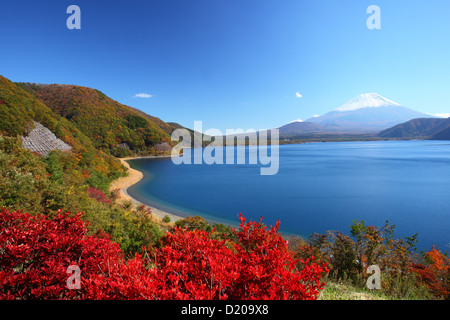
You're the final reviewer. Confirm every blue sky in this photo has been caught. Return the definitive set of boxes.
[1,0,450,132]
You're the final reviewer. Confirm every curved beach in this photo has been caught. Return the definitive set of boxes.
[109,157,183,223]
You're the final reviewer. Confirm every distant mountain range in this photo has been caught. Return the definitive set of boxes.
[378,117,450,140]
[2,74,448,154]
[279,93,434,136]
[277,120,324,135]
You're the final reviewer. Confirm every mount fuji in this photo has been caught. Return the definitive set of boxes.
[295,93,434,133]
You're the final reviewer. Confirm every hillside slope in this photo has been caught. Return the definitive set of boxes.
[21,121,72,156]
[378,118,450,139]
[278,121,325,136]
[0,75,126,188]
[17,83,175,156]
[0,75,166,254]
[431,125,450,140]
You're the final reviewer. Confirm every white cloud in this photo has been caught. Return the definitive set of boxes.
[290,119,303,123]
[295,92,303,98]
[313,114,320,118]
[434,113,450,118]
[134,93,153,98]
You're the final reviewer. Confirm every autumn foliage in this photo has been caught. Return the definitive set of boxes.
[87,187,112,204]
[292,219,450,299]
[412,246,450,299]
[0,209,123,299]
[0,209,328,300]
[18,83,173,153]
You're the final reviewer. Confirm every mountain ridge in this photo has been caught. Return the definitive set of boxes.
[278,121,325,135]
[0,74,127,192]
[16,82,176,157]
[278,93,435,135]
[377,117,450,140]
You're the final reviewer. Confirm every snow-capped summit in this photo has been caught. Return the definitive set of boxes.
[335,93,401,112]
[302,93,433,133]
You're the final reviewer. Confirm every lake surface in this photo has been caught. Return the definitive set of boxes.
[127,140,450,251]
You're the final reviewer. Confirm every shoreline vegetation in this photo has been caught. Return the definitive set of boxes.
[2,76,448,300]
[109,155,184,227]
[111,153,306,241]
[110,153,291,236]
[52,145,450,301]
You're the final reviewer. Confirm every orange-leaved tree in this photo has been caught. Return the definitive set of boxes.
[412,246,450,299]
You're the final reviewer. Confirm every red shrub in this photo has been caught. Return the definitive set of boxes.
[0,209,123,299]
[227,215,329,299]
[87,187,112,204]
[0,209,328,300]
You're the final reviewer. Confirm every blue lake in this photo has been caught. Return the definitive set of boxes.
[127,140,450,252]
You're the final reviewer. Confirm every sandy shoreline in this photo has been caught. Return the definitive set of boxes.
[109,156,184,223]
[109,156,306,240]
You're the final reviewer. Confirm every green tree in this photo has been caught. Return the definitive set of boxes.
[350,219,366,272]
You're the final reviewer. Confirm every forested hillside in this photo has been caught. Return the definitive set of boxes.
[17,82,175,157]
[0,75,164,253]
[1,74,448,300]
[378,118,450,139]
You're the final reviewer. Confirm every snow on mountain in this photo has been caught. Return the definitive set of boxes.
[335,93,401,112]
[301,93,434,133]
[278,93,434,135]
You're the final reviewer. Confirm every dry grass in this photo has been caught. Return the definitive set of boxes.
[319,282,391,300]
